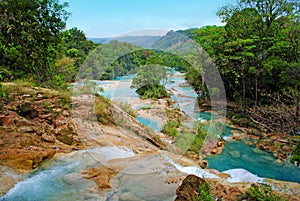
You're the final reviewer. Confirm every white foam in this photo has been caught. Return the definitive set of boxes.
[164,156,218,179]
[223,169,265,183]
[198,117,207,123]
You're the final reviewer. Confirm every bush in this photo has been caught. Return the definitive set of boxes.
[136,84,169,99]
[238,184,287,201]
[162,120,179,137]
[193,182,213,201]
[290,138,300,166]
[94,95,114,125]
[118,102,137,118]
[188,122,208,154]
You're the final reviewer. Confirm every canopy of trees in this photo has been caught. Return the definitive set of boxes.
[186,0,299,109]
[0,0,96,88]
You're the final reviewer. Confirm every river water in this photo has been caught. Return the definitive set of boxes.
[99,71,300,184]
[1,72,300,200]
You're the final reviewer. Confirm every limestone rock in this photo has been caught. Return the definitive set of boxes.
[119,192,139,201]
[82,166,119,189]
[232,133,242,140]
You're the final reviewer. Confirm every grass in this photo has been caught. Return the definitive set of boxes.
[238,184,287,201]
[72,81,104,96]
[192,181,213,201]
[3,79,35,97]
[94,95,114,125]
[118,102,137,118]
[162,120,179,137]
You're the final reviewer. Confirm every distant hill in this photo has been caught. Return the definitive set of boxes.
[89,35,161,48]
[108,35,161,48]
[151,30,194,54]
[88,38,110,44]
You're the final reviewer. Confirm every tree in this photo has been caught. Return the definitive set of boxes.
[0,0,69,83]
[216,0,300,106]
[131,64,169,99]
[60,27,95,71]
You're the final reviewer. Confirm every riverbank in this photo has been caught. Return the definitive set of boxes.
[1,80,300,200]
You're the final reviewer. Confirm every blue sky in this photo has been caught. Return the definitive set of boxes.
[60,0,237,38]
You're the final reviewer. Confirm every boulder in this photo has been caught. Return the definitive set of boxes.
[175,175,207,201]
[232,133,242,140]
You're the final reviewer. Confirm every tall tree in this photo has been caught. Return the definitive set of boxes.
[216,0,300,106]
[0,0,69,83]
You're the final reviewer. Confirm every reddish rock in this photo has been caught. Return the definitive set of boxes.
[0,113,17,127]
[232,134,242,140]
[217,141,223,147]
[175,175,207,201]
[211,149,218,154]
[82,166,119,189]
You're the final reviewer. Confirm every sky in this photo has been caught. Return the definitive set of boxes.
[60,0,237,38]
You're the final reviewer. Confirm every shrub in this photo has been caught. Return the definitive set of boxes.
[136,84,169,99]
[162,120,179,137]
[188,122,208,154]
[118,102,137,118]
[238,184,287,201]
[193,182,213,201]
[94,95,114,125]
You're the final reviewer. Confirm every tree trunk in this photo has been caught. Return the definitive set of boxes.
[201,72,205,102]
[254,73,258,111]
[296,102,300,119]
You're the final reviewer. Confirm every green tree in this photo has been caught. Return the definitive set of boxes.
[216,0,300,105]
[131,64,169,99]
[0,0,69,83]
[60,27,96,71]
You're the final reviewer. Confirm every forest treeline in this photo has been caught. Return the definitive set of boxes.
[0,0,189,88]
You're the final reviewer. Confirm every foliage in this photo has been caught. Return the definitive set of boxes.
[174,122,209,154]
[73,81,104,96]
[131,64,170,99]
[186,0,300,109]
[118,102,137,118]
[0,0,69,83]
[136,84,169,99]
[176,130,196,152]
[57,89,72,109]
[94,95,114,125]
[290,136,300,166]
[192,182,213,201]
[162,120,179,137]
[0,0,97,89]
[238,184,287,201]
[189,122,209,154]
[60,27,96,73]
[0,74,6,99]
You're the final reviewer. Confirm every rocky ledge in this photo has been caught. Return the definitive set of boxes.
[0,84,83,194]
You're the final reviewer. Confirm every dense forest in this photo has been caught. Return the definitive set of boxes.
[0,0,95,89]
[183,0,300,136]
